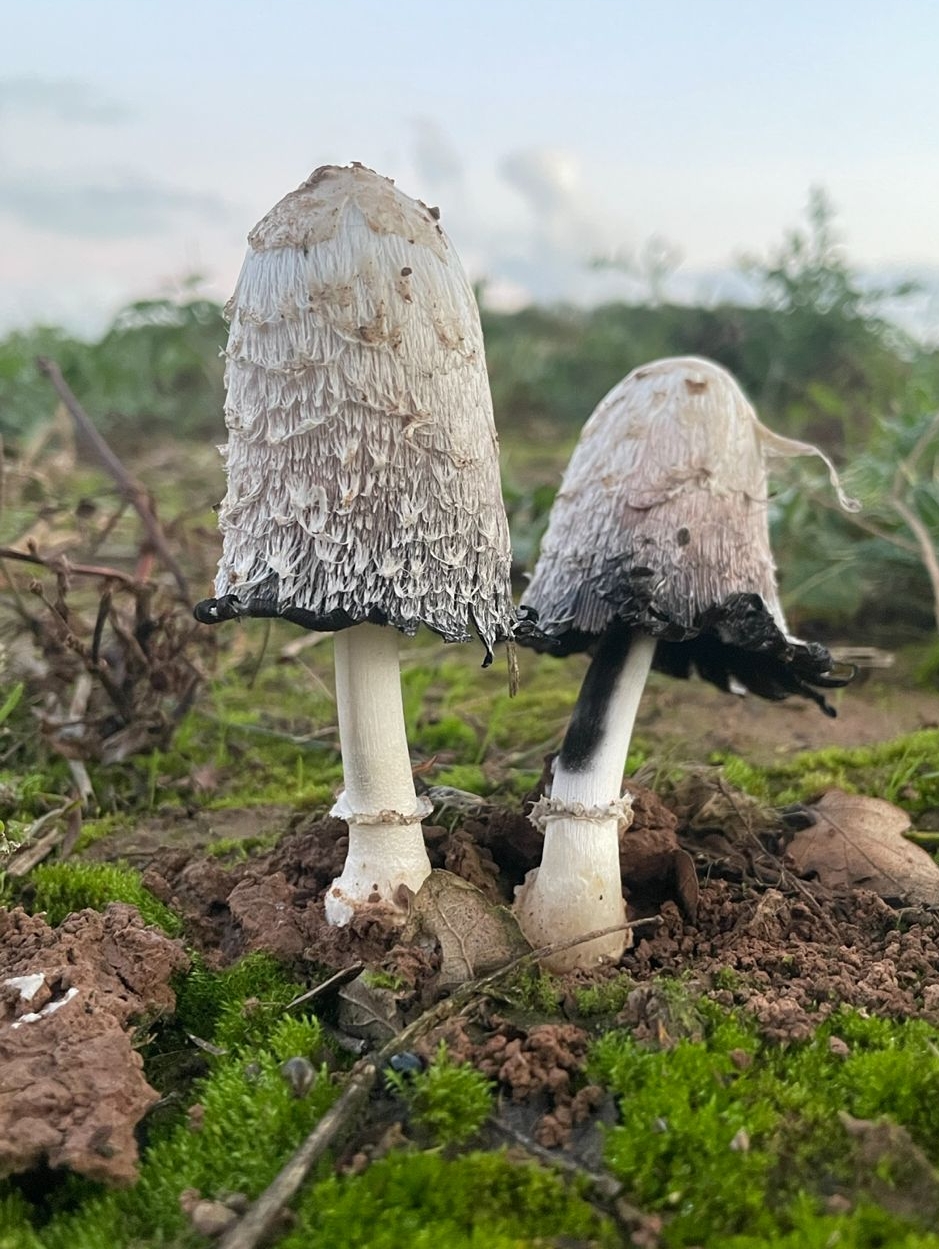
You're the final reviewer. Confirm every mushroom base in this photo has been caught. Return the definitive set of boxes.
[514,816,629,972]
[325,817,432,926]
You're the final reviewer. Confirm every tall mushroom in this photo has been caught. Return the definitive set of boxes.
[516,355,858,969]
[195,164,515,925]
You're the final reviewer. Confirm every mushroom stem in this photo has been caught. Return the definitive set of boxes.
[325,624,432,925]
[515,629,657,970]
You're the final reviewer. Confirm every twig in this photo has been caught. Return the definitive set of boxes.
[216,1065,378,1249]
[35,358,190,602]
[4,800,82,876]
[286,964,365,1012]
[0,544,141,587]
[491,1116,656,1236]
[217,916,662,1249]
[892,496,939,634]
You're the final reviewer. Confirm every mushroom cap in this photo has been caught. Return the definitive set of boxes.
[520,356,853,711]
[196,164,514,658]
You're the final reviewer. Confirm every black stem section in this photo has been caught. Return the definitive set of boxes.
[558,621,636,773]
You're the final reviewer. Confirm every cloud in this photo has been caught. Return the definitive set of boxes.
[492,146,623,302]
[0,170,228,238]
[499,148,582,224]
[0,76,132,125]
[410,118,464,191]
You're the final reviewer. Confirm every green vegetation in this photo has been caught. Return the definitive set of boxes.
[385,1044,494,1146]
[14,860,182,933]
[715,729,939,813]
[591,1001,939,1247]
[282,1152,618,1249]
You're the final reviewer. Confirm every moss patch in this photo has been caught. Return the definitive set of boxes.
[283,1151,618,1249]
[591,1003,939,1246]
[17,861,182,934]
[713,729,939,814]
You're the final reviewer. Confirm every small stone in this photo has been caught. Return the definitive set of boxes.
[280,1056,316,1098]
[729,1127,750,1152]
[729,1048,753,1070]
[824,1193,853,1215]
[188,1199,239,1238]
[828,1035,850,1057]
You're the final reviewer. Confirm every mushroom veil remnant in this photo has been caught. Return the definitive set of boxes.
[195,164,515,925]
[516,355,858,969]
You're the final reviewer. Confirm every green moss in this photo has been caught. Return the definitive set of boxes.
[360,968,407,992]
[415,713,479,755]
[70,814,132,854]
[205,831,282,860]
[430,763,489,794]
[386,1043,494,1146]
[173,951,309,1052]
[724,1201,939,1248]
[712,729,939,813]
[30,1013,335,1249]
[283,1151,618,1249]
[572,973,637,1018]
[505,967,563,1015]
[23,861,182,934]
[0,1193,45,1249]
[590,1006,939,1246]
[712,967,745,992]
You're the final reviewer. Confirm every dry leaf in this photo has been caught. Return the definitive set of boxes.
[336,976,405,1043]
[788,790,939,906]
[403,870,530,992]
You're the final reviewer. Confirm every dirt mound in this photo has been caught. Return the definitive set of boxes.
[0,904,188,1184]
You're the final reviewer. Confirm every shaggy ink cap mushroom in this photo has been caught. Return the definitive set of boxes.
[194,163,516,925]
[515,355,858,969]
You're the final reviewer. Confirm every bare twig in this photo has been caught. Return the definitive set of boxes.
[34,358,190,601]
[4,800,82,876]
[286,964,365,1012]
[218,916,662,1249]
[0,544,141,587]
[892,496,939,634]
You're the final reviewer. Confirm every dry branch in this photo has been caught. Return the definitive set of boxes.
[35,358,190,601]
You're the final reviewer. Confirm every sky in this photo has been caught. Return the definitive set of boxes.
[3,0,939,336]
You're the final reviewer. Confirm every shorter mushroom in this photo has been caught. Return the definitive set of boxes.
[195,164,516,925]
[516,356,857,969]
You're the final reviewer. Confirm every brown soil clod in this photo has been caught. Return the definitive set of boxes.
[0,903,188,1185]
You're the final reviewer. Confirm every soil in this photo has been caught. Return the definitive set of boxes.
[14,669,939,1188]
[0,904,188,1184]
[633,664,937,760]
[130,764,939,1148]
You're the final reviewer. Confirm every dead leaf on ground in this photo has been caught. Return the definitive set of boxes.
[402,870,530,992]
[787,790,939,906]
[337,975,407,1044]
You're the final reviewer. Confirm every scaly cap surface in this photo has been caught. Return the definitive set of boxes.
[200,164,515,658]
[521,356,856,710]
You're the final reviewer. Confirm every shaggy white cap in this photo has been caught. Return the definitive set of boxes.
[524,355,857,643]
[207,163,514,658]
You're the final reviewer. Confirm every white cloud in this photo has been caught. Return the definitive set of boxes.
[0,169,228,238]
[0,77,131,125]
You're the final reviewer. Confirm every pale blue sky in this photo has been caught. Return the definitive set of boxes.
[3,0,938,332]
